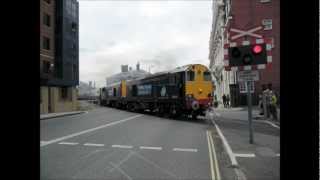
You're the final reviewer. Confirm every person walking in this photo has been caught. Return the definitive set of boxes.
[226,94,230,108]
[222,94,226,108]
[270,92,278,121]
[258,94,264,115]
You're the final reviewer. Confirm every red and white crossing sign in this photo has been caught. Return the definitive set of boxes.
[230,26,263,40]
[223,38,273,71]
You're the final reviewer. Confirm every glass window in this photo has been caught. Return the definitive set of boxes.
[186,71,195,81]
[43,13,50,27]
[43,36,50,50]
[204,71,212,81]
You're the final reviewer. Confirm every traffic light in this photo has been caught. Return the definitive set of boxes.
[228,44,267,66]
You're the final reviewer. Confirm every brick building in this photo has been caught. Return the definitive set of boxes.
[209,0,280,106]
[40,0,79,114]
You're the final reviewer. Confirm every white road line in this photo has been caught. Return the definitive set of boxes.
[214,123,239,167]
[109,162,133,180]
[58,142,79,145]
[40,114,143,147]
[83,143,105,147]
[173,148,198,152]
[112,145,133,149]
[262,121,280,129]
[140,146,162,150]
[234,153,256,158]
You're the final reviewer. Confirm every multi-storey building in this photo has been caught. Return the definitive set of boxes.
[209,0,280,106]
[40,0,79,114]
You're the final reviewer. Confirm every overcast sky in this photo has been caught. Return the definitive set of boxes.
[79,0,213,88]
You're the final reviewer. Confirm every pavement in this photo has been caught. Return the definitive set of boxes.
[40,105,279,180]
[210,106,280,180]
[40,111,87,120]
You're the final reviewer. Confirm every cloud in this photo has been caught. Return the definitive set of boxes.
[79,1,212,88]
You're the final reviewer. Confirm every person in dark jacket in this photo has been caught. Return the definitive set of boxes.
[222,94,226,108]
[226,94,230,108]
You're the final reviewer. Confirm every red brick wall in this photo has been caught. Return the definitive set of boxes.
[225,0,280,94]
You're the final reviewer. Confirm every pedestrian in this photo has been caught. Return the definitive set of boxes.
[226,94,230,108]
[222,94,226,108]
[258,94,264,115]
[270,92,278,121]
[266,83,273,119]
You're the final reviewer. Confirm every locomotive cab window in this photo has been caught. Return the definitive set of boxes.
[204,71,212,81]
[186,71,195,81]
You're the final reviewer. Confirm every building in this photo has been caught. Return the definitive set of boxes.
[40,0,79,114]
[106,63,150,86]
[209,0,280,106]
[209,0,235,105]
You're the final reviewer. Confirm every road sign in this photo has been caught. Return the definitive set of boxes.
[230,26,263,40]
[239,81,254,94]
[238,70,259,82]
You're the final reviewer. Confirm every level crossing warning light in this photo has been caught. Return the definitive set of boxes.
[228,44,267,67]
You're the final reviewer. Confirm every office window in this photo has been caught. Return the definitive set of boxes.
[43,36,50,50]
[43,13,51,27]
[60,87,71,100]
[43,61,51,73]
[71,22,77,32]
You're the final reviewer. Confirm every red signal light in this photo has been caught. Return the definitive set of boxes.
[252,45,262,54]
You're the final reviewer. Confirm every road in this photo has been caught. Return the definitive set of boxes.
[41,107,237,180]
[41,106,279,180]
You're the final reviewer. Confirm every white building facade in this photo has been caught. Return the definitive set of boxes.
[208,0,236,104]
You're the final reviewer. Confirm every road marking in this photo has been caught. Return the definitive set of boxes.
[214,123,238,167]
[263,121,280,129]
[133,151,178,178]
[234,153,256,158]
[109,151,134,172]
[173,148,198,152]
[140,146,162,150]
[112,145,133,149]
[40,114,143,147]
[109,162,133,180]
[58,142,79,145]
[206,131,216,180]
[83,143,105,147]
[208,131,221,180]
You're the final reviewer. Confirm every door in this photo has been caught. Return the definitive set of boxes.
[48,87,52,113]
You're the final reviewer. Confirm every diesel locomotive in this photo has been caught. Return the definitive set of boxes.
[99,64,214,119]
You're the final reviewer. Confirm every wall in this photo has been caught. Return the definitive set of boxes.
[40,86,78,114]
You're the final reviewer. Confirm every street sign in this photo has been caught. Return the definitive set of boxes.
[239,81,254,93]
[230,26,263,40]
[238,70,260,82]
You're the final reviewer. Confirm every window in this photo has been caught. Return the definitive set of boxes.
[60,87,69,100]
[72,64,77,80]
[186,71,195,81]
[204,71,212,81]
[43,61,51,73]
[43,36,50,50]
[43,13,51,27]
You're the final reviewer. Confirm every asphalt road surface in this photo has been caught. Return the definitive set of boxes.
[41,107,234,180]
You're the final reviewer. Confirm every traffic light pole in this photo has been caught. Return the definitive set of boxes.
[246,81,254,144]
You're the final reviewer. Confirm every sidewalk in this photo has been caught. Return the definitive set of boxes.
[40,111,86,120]
[214,105,280,126]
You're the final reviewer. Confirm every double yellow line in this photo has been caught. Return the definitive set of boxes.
[207,130,221,180]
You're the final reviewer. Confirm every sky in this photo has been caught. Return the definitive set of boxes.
[79,0,213,88]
